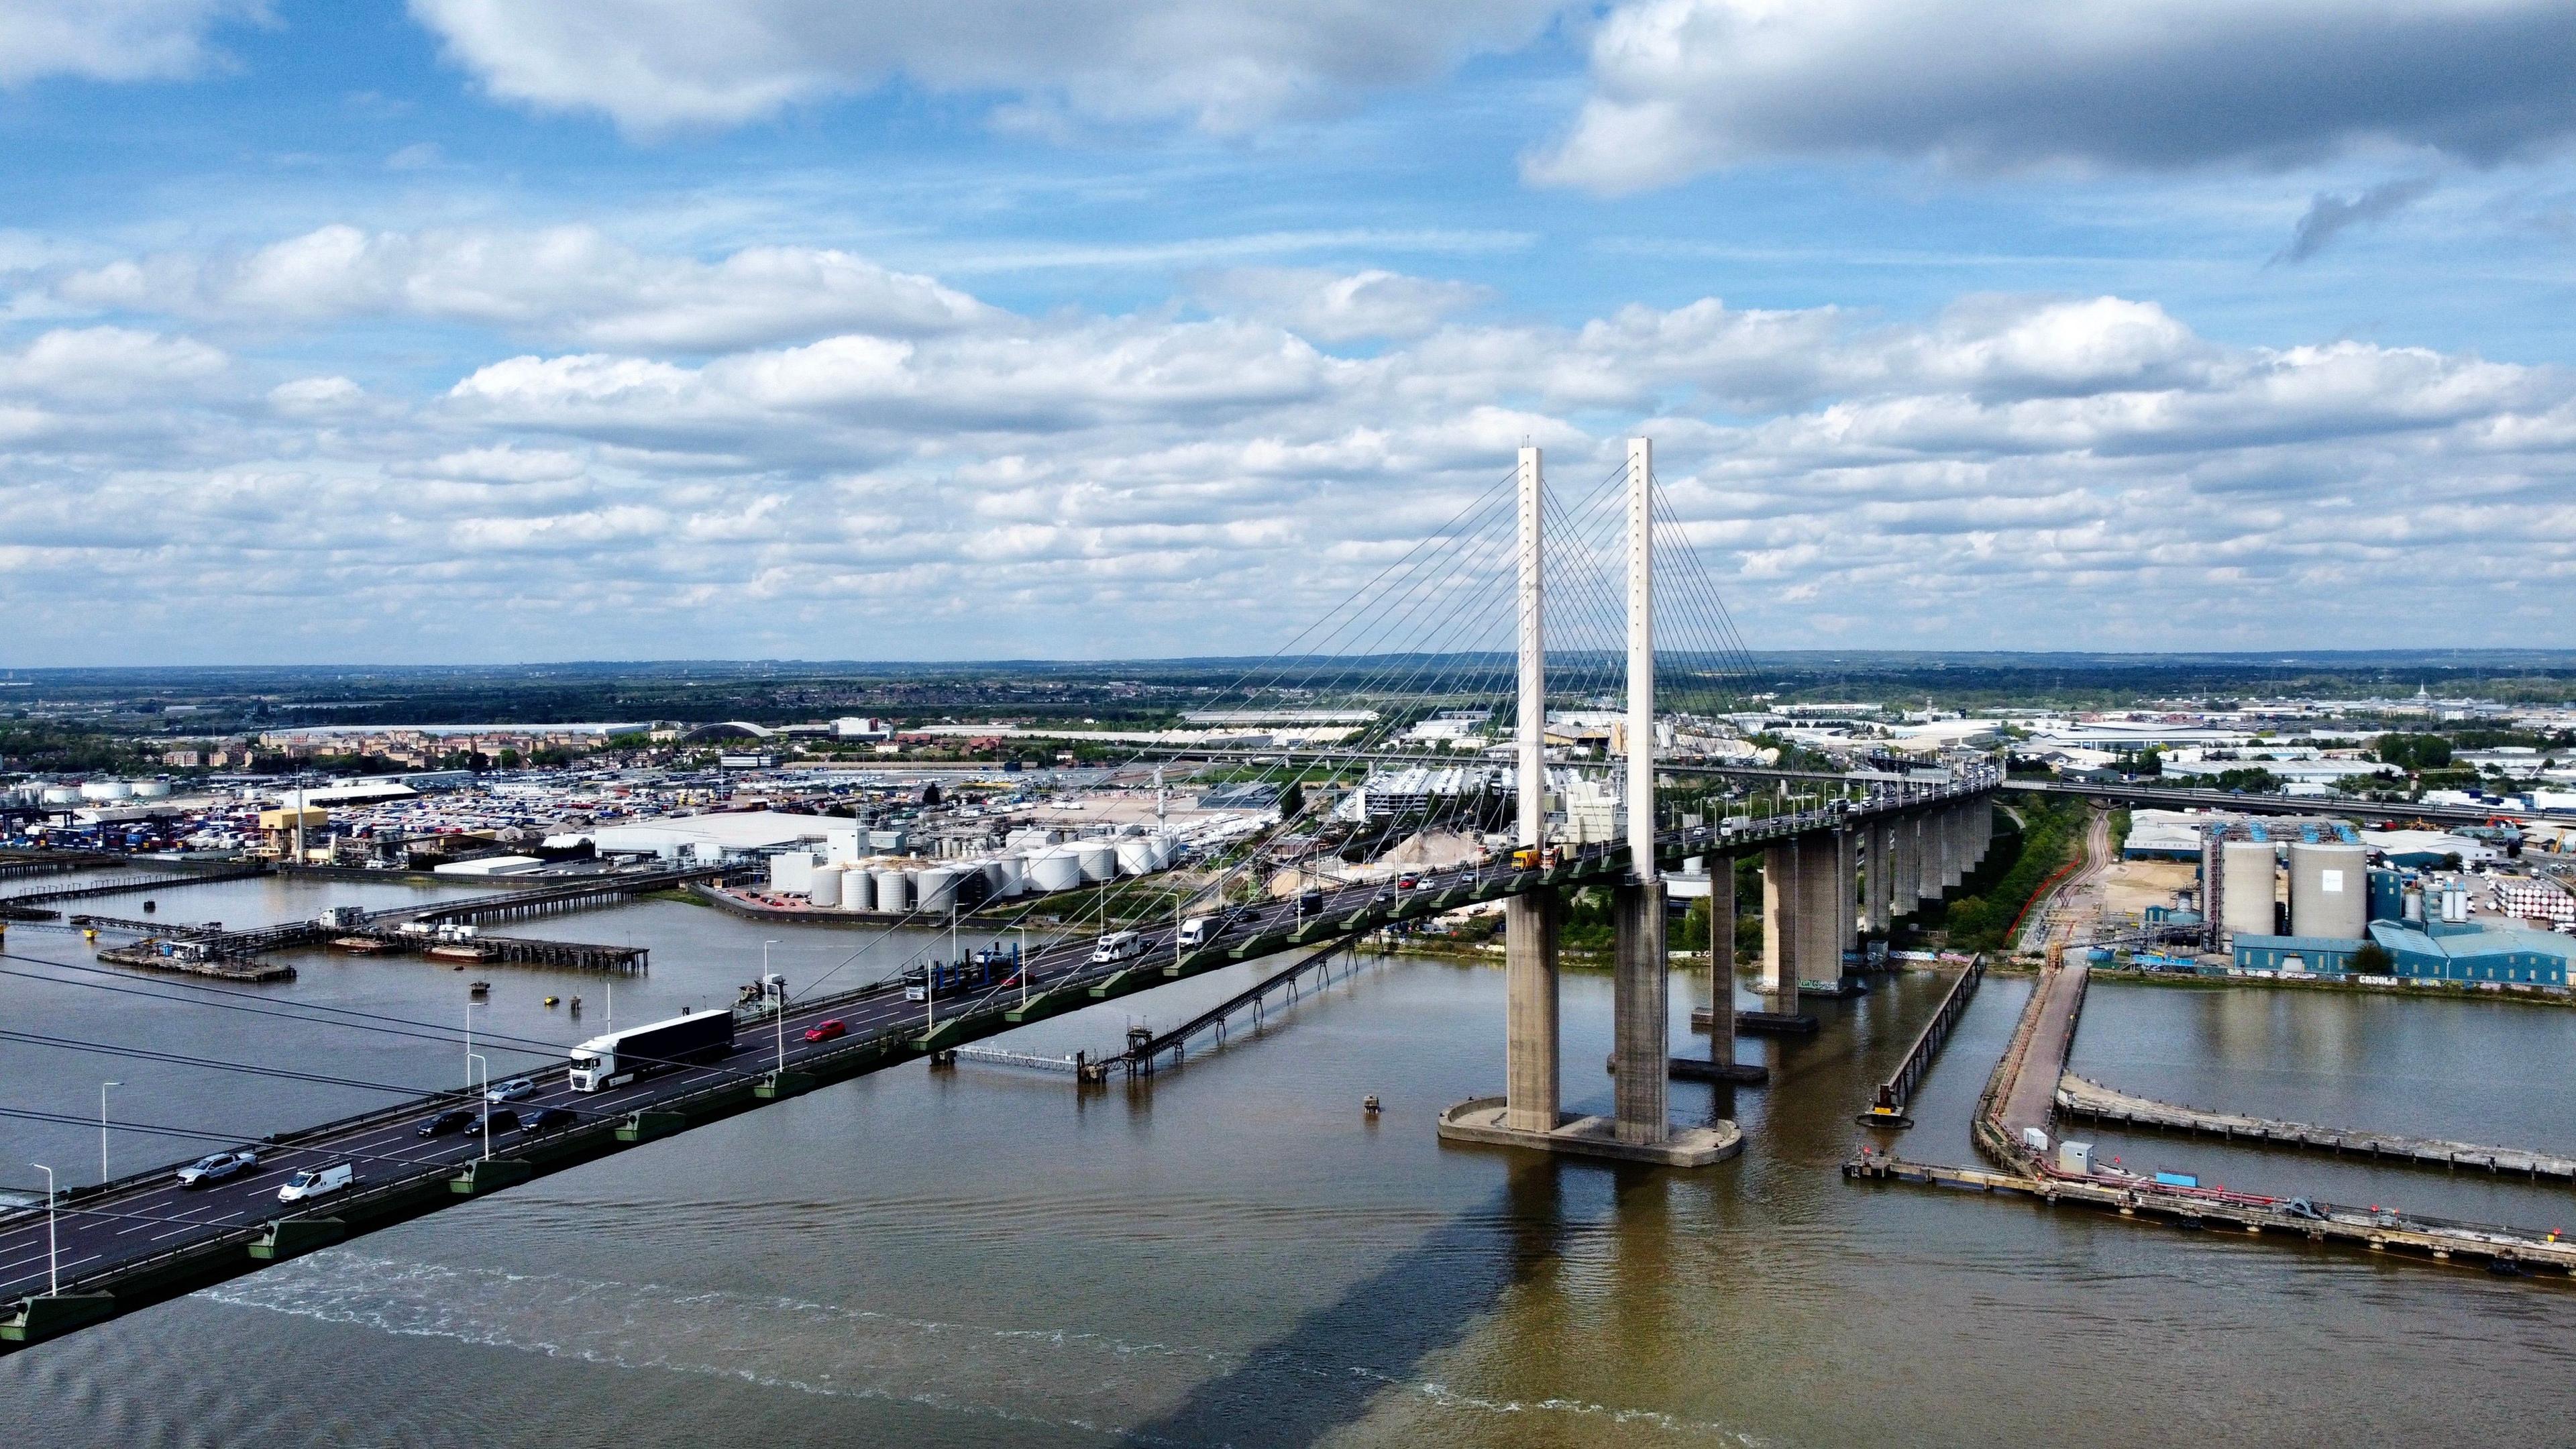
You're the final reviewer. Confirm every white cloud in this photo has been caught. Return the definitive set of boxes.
[57,225,989,350]
[1191,268,1492,341]
[408,0,1567,135]
[8,233,2576,659]
[1532,0,2576,193]
[0,0,261,87]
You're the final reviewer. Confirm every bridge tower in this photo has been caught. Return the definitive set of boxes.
[1440,439,1739,1167]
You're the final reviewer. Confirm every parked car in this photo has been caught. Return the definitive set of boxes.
[803,1018,847,1043]
[276,1163,355,1203]
[520,1106,578,1134]
[486,1076,538,1104]
[417,1108,474,1137]
[175,1149,258,1189]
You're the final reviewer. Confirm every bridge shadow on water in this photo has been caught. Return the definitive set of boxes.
[1124,1153,1604,1449]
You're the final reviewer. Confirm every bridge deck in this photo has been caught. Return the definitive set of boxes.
[4,779,1998,1352]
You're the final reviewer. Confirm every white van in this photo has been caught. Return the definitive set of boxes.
[1089,930,1144,964]
[276,1163,356,1203]
[1176,916,1212,948]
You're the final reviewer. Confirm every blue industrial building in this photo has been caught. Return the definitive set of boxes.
[2367,919,2573,987]
[2231,934,2367,973]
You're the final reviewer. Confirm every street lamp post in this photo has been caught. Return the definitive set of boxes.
[1018,924,1029,1007]
[467,1053,490,1161]
[30,1163,56,1296]
[763,938,784,1077]
[99,1081,121,1182]
[464,1000,483,1094]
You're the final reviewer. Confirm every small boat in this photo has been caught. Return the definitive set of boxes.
[543,995,559,1008]
[468,980,492,997]
[426,943,494,963]
[329,936,393,954]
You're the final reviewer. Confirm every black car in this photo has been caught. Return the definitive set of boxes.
[1297,888,1325,911]
[474,1108,521,1135]
[417,1108,474,1137]
[520,1106,577,1134]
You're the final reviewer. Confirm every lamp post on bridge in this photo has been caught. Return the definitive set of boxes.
[98,1081,120,1183]
[30,1163,56,1297]
[763,938,784,1077]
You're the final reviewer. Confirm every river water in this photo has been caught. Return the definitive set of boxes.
[4,875,2574,1446]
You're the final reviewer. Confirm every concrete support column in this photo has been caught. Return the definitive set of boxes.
[1761,840,1800,998]
[1707,854,1737,1061]
[1799,832,1844,985]
[1939,802,1965,890]
[1612,879,1670,1145]
[1834,826,1859,974]
[1503,890,1560,1133]
[1913,810,1941,905]
[1864,819,1892,933]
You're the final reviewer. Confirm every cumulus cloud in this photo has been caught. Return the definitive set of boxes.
[0,0,262,87]
[55,225,989,350]
[1532,0,2576,193]
[407,0,1566,135]
[2273,177,2438,264]
[7,236,2576,659]
[1190,268,1492,341]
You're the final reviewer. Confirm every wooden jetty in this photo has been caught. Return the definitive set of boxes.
[1689,1006,1821,1036]
[97,938,295,983]
[1846,1150,2576,1277]
[2054,1073,2576,1181]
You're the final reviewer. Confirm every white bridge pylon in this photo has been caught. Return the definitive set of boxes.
[1444,439,1742,1168]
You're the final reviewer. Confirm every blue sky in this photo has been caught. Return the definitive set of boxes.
[3,0,2575,664]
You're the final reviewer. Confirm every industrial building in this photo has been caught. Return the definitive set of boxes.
[2365,918,2575,987]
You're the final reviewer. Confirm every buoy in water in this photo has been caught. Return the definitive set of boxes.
[543,996,559,1008]
[1363,1095,1382,1116]
[142,900,156,912]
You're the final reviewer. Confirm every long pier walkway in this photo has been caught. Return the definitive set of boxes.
[2055,1073,2576,1181]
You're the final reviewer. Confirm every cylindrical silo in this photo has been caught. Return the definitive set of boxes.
[874,867,912,913]
[841,867,875,912]
[916,865,962,913]
[992,855,1026,897]
[2288,842,2368,940]
[40,786,79,806]
[82,780,133,801]
[808,863,843,909]
[2219,840,2278,942]
[1116,836,1159,876]
[132,780,172,799]
[978,860,1008,898]
[1077,841,1119,883]
[1029,846,1084,893]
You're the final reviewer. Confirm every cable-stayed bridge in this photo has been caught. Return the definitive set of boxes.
[2,440,1999,1352]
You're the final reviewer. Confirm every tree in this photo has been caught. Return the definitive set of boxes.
[1278,780,1305,820]
[2349,942,2393,975]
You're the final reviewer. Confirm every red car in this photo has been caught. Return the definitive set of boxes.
[803,1019,847,1043]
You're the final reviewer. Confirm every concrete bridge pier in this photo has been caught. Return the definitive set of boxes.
[1611,879,1670,1144]
[1760,839,1802,998]
[1913,809,1942,908]
[1705,855,1737,1060]
[1865,819,1894,936]
[1503,890,1560,1132]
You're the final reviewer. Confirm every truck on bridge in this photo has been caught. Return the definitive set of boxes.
[567,1009,737,1092]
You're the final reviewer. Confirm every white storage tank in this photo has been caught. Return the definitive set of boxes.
[1152,832,1179,869]
[1028,846,1085,894]
[1077,841,1119,883]
[808,863,844,909]
[131,780,173,799]
[81,780,133,801]
[2218,840,2278,942]
[978,860,1009,898]
[991,854,1026,897]
[40,786,80,806]
[1116,836,1160,876]
[874,868,912,913]
[916,866,962,913]
[2288,842,2369,940]
[841,867,875,912]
